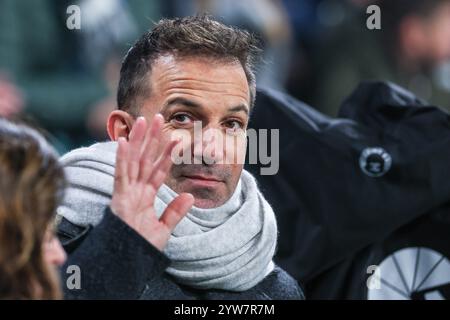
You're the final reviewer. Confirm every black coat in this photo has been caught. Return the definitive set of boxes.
[57,207,304,300]
[245,82,450,299]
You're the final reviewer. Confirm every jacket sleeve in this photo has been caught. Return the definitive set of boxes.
[254,266,305,300]
[57,207,170,299]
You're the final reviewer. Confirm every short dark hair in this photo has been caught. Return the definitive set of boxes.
[117,15,262,115]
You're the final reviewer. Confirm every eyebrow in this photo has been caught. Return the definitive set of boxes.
[164,97,249,115]
[228,105,249,115]
[165,97,202,109]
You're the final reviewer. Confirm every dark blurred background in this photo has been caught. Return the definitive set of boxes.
[1,0,450,153]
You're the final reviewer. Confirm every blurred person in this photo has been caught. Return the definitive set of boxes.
[283,0,379,106]
[312,0,450,116]
[0,0,161,152]
[56,15,304,300]
[0,114,199,300]
[0,117,66,299]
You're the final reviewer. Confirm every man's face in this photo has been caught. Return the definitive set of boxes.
[140,54,250,208]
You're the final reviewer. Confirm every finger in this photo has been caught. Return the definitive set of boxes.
[148,139,180,188]
[160,193,194,231]
[139,114,164,182]
[114,137,129,193]
[128,117,147,182]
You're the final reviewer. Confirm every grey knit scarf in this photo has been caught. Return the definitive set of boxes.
[57,141,278,291]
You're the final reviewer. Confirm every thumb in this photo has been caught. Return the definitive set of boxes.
[160,193,194,231]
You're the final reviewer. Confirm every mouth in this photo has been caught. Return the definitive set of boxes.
[181,174,224,187]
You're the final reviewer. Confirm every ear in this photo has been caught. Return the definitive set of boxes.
[107,110,135,141]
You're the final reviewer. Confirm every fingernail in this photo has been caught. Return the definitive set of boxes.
[187,193,194,201]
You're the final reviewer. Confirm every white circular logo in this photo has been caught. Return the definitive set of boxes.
[367,247,450,300]
[359,147,392,177]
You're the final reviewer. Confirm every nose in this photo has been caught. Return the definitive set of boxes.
[193,127,225,165]
[44,237,67,267]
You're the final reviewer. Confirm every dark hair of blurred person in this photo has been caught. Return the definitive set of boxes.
[0,117,66,299]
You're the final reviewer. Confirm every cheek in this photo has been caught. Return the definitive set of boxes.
[224,135,246,186]
[168,128,192,143]
[224,134,247,165]
[165,128,194,161]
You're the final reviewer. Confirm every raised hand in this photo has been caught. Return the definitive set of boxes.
[110,114,194,251]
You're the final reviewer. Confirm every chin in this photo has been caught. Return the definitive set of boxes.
[167,177,233,209]
[193,197,225,209]
[190,185,231,209]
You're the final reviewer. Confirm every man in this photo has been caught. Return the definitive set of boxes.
[56,15,303,300]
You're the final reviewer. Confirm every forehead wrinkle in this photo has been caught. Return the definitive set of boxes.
[169,77,247,87]
[162,91,248,115]
[162,72,248,89]
[164,90,205,100]
[154,66,181,86]
[166,81,248,95]
[168,79,249,98]
[152,56,251,105]
[165,86,249,102]
[163,75,249,98]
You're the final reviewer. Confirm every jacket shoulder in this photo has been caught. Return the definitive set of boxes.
[258,266,305,300]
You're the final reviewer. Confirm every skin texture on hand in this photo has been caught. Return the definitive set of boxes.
[110,115,194,251]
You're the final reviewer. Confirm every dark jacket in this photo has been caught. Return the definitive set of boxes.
[245,84,450,299]
[57,207,304,300]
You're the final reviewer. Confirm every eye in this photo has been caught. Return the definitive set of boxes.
[224,120,244,131]
[170,113,193,125]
